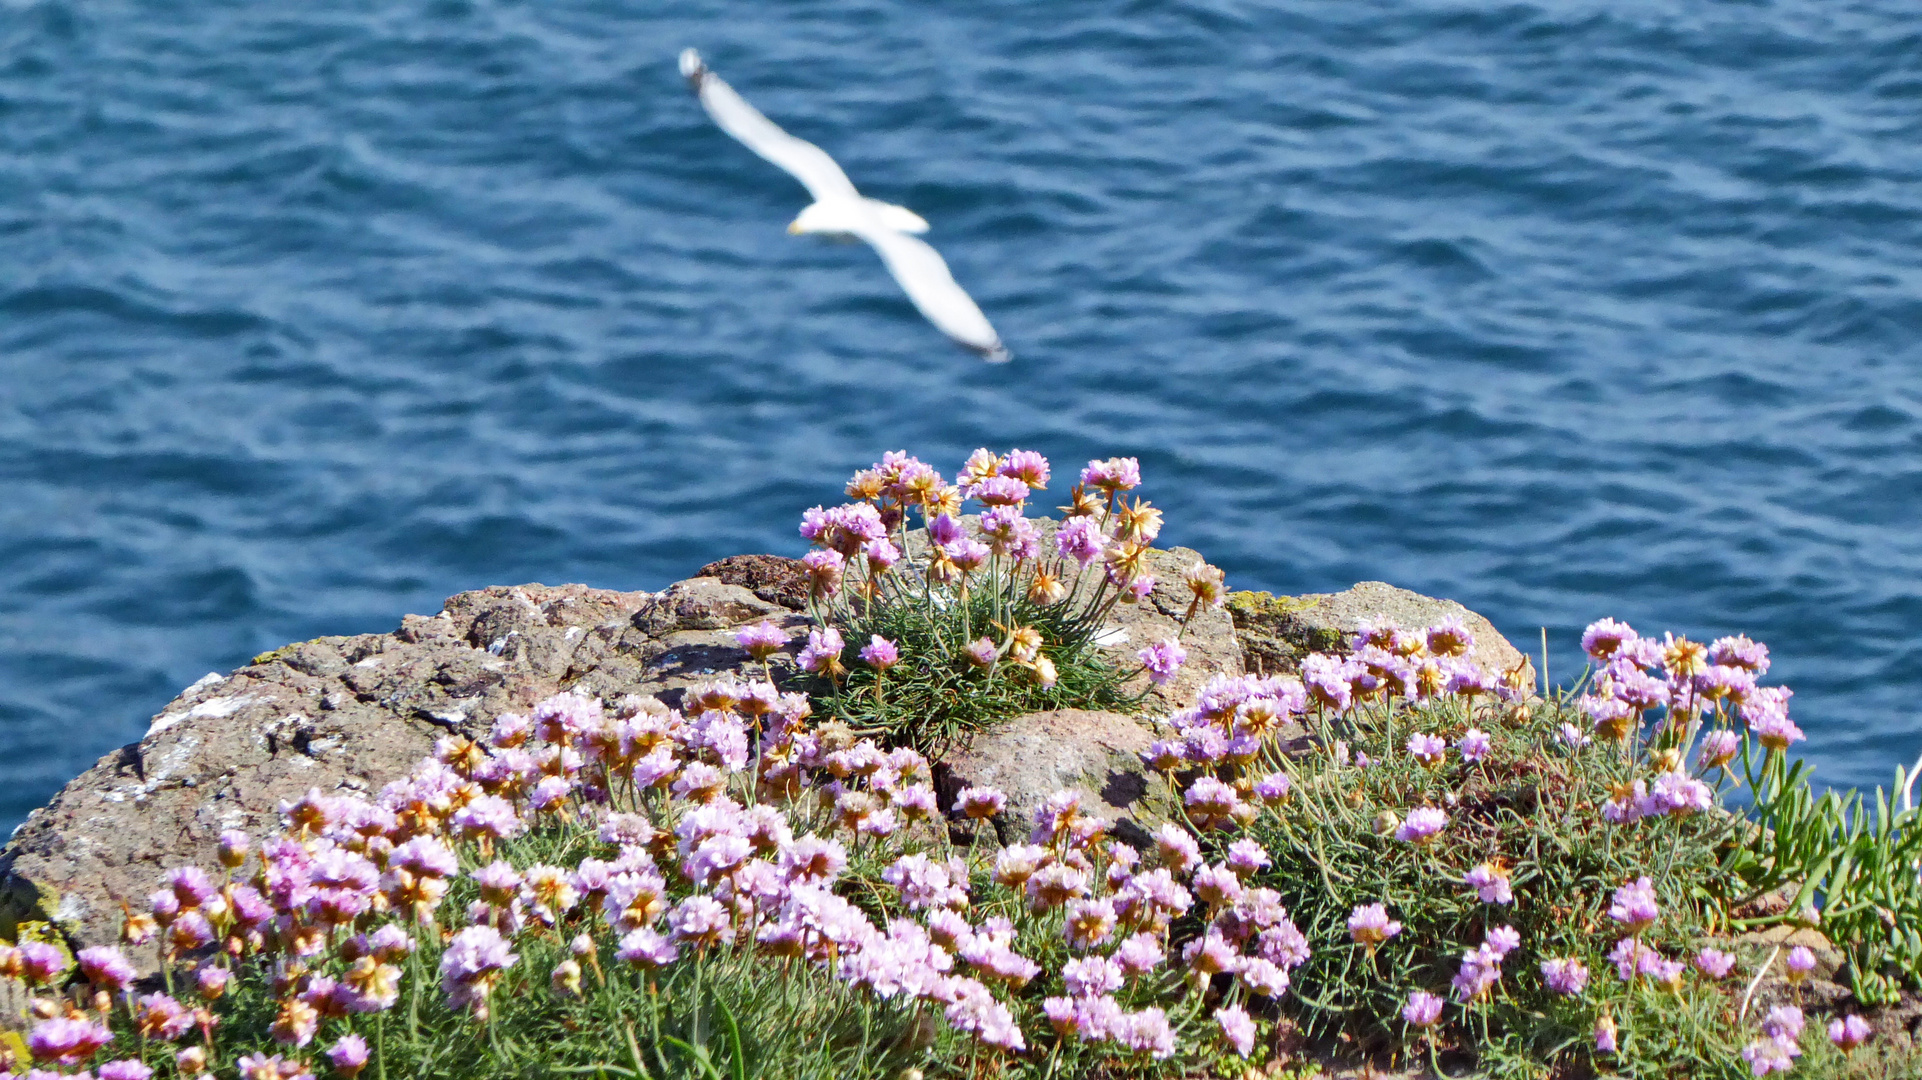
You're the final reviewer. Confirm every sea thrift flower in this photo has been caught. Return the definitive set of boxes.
[1762,1005,1805,1042]
[328,1034,370,1079]
[1347,904,1403,949]
[1609,876,1660,932]
[859,634,900,670]
[100,1062,156,1080]
[1182,777,1242,830]
[18,941,67,985]
[28,1016,113,1065]
[1558,722,1591,749]
[1465,862,1513,904]
[963,636,998,668]
[1056,516,1106,566]
[1406,733,1446,764]
[1253,771,1292,803]
[1225,838,1272,876]
[1062,955,1124,997]
[734,621,787,660]
[796,627,846,677]
[1829,1014,1872,1051]
[438,925,517,1013]
[1137,639,1186,685]
[1583,618,1638,660]
[1215,1004,1257,1057]
[1696,948,1738,979]
[1540,958,1589,995]
[76,946,136,993]
[1595,1014,1618,1053]
[1784,945,1816,984]
[616,928,678,969]
[1113,932,1165,977]
[1457,728,1491,762]
[1395,807,1448,844]
[1403,990,1443,1028]
[1742,1036,1800,1075]
[954,786,1007,819]
[196,965,231,1001]
[1080,456,1141,494]
[1698,728,1741,769]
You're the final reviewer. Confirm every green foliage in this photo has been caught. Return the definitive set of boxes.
[817,582,1140,758]
[1731,749,1922,1006]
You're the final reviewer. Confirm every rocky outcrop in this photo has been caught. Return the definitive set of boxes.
[934,709,1165,846]
[0,553,1529,976]
[1230,580,1537,690]
[0,579,810,970]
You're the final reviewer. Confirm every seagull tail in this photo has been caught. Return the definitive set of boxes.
[975,341,1012,364]
[678,48,706,88]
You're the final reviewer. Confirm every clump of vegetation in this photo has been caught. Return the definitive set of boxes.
[784,449,1223,757]
[8,449,1919,1080]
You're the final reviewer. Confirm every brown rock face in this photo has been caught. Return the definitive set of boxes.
[934,709,1163,845]
[0,579,803,971]
[1231,580,1537,691]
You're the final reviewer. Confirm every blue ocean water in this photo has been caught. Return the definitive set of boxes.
[2,0,1920,830]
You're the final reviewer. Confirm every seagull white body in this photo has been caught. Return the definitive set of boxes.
[679,48,1010,362]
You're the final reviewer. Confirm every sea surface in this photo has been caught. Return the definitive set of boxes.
[2,0,1920,831]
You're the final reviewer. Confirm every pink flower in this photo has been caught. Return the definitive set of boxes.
[1540,958,1589,995]
[1402,990,1443,1027]
[859,635,900,670]
[1582,618,1638,660]
[1080,457,1141,494]
[1347,903,1402,948]
[1394,807,1448,843]
[1762,1006,1804,1043]
[1406,733,1446,764]
[796,627,846,675]
[328,1034,370,1079]
[1698,728,1741,769]
[1741,1036,1800,1075]
[1225,839,1272,876]
[1595,1014,1618,1053]
[1608,876,1659,932]
[28,1016,113,1065]
[1695,948,1738,979]
[100,1062,156,1080]
[1457,728,1491,762]
[1828,1014,1872,1052]
[1215,1004,1257,1057]
[616,928,679,969]
[1464,862,1513,904]
[953,786,1007,819]
[1112,932,1164,977]
[1137,639,1186,686]
[734,621,787,660]
[1784,945,1816,984]
[76,946,137,993]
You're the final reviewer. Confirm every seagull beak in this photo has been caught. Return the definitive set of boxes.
[786,221,803,235]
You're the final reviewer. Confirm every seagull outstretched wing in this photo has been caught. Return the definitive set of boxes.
[852,222,1009,362]
[680,49,858,203]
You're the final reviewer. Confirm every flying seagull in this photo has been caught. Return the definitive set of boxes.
[679,48,1010,362]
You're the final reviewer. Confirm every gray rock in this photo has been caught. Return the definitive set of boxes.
[934,709,1165,845]
[0,578,809,973]
[1230,580,1537,692]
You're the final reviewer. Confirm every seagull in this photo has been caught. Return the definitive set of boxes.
[679,48,1010,362]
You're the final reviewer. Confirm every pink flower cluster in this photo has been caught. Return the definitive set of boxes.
[802,449,1224,692]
